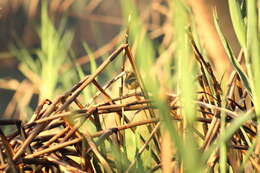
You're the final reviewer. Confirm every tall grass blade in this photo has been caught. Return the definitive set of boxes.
[213,11,252,96]
[121,0,184,170]
[171,1,202,172]
[247,0,260,116]
[37,0,74,99]
[228,0,246,48]
[82,42,97,95]
[220,97,227,173]
[220,111,253,143]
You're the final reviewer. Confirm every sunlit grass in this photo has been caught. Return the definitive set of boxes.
[3,0,260,172]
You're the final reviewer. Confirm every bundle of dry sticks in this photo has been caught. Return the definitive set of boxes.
[0,42,257,172]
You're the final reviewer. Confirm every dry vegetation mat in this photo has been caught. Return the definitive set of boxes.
[0,0,260,172]
[0,40,257,172]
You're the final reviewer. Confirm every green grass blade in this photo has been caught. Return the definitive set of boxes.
[228,0,247,48]
[219,141,227,173]
[220,97,227,173]
[171,1,202,172]
[221,112,253,143]
[37,0,74,99]
[121,0,184,170]
[202,110,253,166]
[82,42,97,96]
[258,0,260,31]
[247,0,260,116]
[10,46,40,76]
[213,10,252,96]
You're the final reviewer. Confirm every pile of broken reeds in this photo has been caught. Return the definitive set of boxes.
[0,39,257,172]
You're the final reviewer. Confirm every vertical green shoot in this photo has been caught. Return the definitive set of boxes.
[171,1,201,172]
[38,0,74,99]
[228,0,246,48]
[247,0,260,116]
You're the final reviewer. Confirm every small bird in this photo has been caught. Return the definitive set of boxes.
[125,71,139,90]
